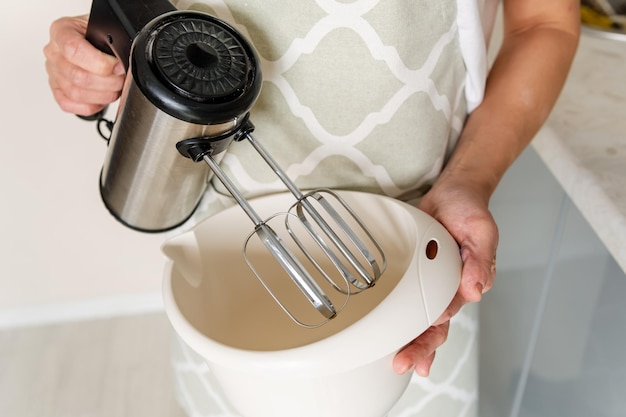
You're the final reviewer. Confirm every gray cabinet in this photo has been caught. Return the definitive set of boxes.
[481,146,626,417]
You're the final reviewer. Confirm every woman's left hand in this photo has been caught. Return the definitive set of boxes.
[392,182,498,376]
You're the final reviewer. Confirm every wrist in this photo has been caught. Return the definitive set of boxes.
[431,163,497,207]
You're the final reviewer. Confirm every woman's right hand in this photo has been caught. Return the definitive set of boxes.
[43,15,126,117]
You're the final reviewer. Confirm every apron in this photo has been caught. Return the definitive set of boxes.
[169,1,478,416]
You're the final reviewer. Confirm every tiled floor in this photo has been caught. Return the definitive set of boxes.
[0,313,187,417]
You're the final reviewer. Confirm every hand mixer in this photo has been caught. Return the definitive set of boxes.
[81,0,387,325]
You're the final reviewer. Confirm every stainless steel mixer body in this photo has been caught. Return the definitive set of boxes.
[101,79,240,231]
[86,0,262,232]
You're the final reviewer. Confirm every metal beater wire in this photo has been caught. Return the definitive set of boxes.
[243,133,386,289]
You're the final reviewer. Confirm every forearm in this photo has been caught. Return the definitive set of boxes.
[437,5,580,202]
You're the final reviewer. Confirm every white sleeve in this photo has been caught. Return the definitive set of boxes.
[457,0,499,112]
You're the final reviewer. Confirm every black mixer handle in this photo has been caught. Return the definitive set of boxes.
[77,0,177,124]
[85,0,177,69]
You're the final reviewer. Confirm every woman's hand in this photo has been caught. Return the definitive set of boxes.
[43,15,125,116]
[392,181,498,376]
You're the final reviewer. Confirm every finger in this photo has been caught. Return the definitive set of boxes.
[454,215,498,302]
[50,16,124,76]
[64,37,125,76]
[47,69,121,115]
[458,244,497,303]
[414,351,436,377]
[49,86,109,116]
[46,55,125,93]
[392,321,450,375]
[432,291,465,326]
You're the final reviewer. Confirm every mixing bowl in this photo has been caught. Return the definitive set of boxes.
[162,191,461,417]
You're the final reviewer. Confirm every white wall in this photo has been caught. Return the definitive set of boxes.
[0,1,166,327]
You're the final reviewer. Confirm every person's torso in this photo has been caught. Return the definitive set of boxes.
[174,0,470,208]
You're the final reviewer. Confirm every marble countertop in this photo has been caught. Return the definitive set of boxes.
[532,28,626,273]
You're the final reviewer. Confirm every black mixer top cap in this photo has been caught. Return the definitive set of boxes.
[132,11,262,125]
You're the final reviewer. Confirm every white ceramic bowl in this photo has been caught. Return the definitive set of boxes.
[162,191,461,417]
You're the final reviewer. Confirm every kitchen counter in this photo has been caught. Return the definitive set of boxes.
[532,28,626,273]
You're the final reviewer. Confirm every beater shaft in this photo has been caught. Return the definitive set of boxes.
[202,154,337,319]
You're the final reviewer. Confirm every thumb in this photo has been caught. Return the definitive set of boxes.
[458,244,496,303]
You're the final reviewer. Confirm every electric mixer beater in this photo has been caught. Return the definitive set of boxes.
[82,0,386,326]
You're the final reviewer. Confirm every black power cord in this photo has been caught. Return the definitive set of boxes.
[77,107,114,143]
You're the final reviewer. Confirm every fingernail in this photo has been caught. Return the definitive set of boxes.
[393,361,410,375]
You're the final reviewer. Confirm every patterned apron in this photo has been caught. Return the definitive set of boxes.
[169,1,479,416]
